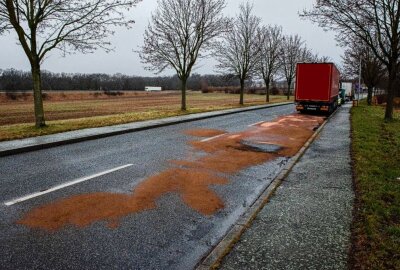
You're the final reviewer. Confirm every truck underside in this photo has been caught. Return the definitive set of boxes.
[296,97,338,114]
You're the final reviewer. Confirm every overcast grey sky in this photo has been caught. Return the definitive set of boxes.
[0,0,343,76]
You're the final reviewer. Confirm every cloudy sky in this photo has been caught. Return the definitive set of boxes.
[0,0,343,76]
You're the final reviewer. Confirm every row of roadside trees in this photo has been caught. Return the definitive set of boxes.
[140,1,326,110]
[4,0,396,127]
[0,0,322,128]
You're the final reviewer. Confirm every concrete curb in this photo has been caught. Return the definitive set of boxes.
[0,102,292,157]
[195,106,342,270]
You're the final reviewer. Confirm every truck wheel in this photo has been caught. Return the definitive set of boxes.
[328,104,334,114]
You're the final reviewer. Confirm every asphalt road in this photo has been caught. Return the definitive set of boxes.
[0,104,295,270]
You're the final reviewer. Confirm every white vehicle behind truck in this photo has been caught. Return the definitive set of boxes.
[145,86,162,92]
[341,82,353,101]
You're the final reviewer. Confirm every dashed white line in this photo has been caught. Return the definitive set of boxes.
[201,133,227,142]
[4,164,133,206]
[248,107,294,127]
[248,121,265,127]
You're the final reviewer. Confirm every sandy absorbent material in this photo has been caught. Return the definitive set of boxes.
[18,114,325,231]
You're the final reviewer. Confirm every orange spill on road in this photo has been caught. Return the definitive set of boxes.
[18,169,227,231]
[18,114,324,231]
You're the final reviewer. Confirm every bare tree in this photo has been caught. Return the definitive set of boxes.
[214,1,261,105]
[342,38,385,105]
[257,25,283,102]
[311,53,331,63]
[139,0,226,111]
[279,34,308,100]
[0,0,141,127]
[302,0,400,120]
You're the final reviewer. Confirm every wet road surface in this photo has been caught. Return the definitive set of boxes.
[0,104,323,269]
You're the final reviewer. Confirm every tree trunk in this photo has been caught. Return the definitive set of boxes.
[287,81,291,101]
[264,78,270,103]
[385,65,396,120]
[181,77,187,111]
[31,62,46,127]
[239,79,245,105]
[367,86,373,106]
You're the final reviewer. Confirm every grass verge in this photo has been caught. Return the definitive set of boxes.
[350,102,400,269]
[0,101,290,141]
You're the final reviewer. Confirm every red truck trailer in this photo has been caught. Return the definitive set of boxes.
[295,63,340,113]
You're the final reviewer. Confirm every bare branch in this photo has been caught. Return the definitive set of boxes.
[301,0,400,119]
[139,0,226,110]
[140,0,226,79]
[213,2,261,84]
[256,25,283,88]
[0,0,141,127]
[279,34,304,87]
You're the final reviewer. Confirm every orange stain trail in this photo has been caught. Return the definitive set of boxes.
[18,114,324,231]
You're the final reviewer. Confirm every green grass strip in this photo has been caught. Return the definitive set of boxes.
[351,102,400,269]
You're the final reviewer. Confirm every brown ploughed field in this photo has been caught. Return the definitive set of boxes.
[0,91,289,126]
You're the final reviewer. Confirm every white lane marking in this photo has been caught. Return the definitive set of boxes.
[248,107,295,127]
[249,121,265,127]
[201,133,227,142]
[4,164,133,206]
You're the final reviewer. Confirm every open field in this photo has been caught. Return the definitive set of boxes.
[351,102,400,269]
[0,91,292,141]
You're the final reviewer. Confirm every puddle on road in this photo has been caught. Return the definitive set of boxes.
[18,114,324,231]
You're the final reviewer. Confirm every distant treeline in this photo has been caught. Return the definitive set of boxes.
[0,69,241,91]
